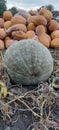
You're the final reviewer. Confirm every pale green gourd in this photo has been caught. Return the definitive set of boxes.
[4,39,53,85]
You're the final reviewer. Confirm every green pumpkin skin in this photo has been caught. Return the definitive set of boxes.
[4,39,53,85]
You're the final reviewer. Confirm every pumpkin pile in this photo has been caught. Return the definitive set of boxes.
[0,8,59,50]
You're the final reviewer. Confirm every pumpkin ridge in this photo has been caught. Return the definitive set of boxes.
[5,46,31,74]
[18,46,32,74]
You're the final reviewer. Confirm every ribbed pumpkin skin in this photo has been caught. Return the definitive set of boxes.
[4,39,53,85]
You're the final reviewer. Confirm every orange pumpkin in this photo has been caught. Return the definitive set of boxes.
[27,15,47,26]
[27,22,35,31]
[0,18,4,28]
[4,36,11,43]
[6,24,27,36]
[4,21,11,29]
[38,33,51,48]
[36,25,46,36]
[5,39,14,48]
[48,20,59,32]
[12,31,27,40]
[11,15,26,25]
[39,8,53,21]
[0,40,5,50]
[0,28,6,39]
[26,30,35,38]
[3,11,12,21]
[50,38,59,48]
[51,30,59,39]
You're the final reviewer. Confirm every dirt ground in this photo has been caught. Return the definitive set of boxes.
[0,48,59,130]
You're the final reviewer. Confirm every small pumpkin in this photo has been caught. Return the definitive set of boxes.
[39,8,53,22]
[50,38,59,48]
[4,21,11,29]
[38,33,51,48]
[0,18,4,28]
[36,25,46,36]
[0,40,5,50]
[0,28,6,39]
[12,30,27,40]
[5,39,14,48]
[3,11,12,21]
[4,39,53,85]
[4,36,11,43]
[27,15,47,26]
[26,30,35,38]
[27,22,35,31]
[6,24,27,36]
[48,20,59,32]
[51,30,59,39]
[11,15,26,25]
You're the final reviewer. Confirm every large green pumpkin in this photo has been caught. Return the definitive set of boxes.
[4,39,53,85]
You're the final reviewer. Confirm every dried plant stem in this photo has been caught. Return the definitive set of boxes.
[4,93,42,119]
[17,98,41,118]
